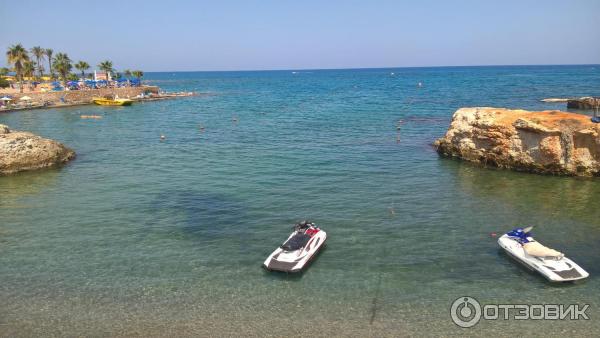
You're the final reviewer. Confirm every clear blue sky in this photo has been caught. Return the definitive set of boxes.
[1,0,599,71]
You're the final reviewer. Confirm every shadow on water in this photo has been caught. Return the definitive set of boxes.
[439,156,600,225]
[146,189,248,240]
[0,168,61,203]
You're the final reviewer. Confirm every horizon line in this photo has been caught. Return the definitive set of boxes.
[144,63,600,73]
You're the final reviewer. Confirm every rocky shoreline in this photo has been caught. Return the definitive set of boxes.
[541,96,600,110]
[435,107,600,176]
[0,124,75,175]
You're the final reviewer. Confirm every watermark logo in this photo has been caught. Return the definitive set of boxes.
[450,296,590,328]
[450,296,482,328]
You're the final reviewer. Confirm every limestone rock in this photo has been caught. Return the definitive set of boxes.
[567,97,600,110]
[434,108,600,176]
[0,124,76,175]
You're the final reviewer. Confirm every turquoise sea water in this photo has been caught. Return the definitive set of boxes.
[1,65,600,336]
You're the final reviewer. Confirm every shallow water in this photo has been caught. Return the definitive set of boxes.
[1,66,600,336]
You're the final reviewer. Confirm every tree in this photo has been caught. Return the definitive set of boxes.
[0,67,9,78]
[98,60,114,80]
[23,60,36,89]
[6,44,30,93]
[74,61,90,79]
[124,69,132,79]
[53,52,72,84]
[45,48,54,79]
[30,46,45,79]
[23,60,35,80]
[132,70,144,80]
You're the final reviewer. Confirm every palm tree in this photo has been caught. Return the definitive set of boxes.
[23,60,35,79]
[74,61,90,79]
[53,52,72,85]
[98,60,114,80]
[124,69,132,79]
[45,48,54,79]
[132,70,144,80]
[23,60,36,89]
[30,46,45,79]
[6,44,30,93]
[0,67,9,78]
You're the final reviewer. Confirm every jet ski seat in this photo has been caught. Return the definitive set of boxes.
[523,241,563,258]
[281,233,311,251]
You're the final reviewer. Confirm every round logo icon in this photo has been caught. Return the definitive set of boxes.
[450,296,482,328]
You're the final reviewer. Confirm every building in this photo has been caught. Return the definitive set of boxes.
[94,70,111,81]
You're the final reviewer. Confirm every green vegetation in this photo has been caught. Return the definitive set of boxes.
[45,48,54,79]
[0,67,10,89]
[132,70,144,80]
[53,53,72,84]
[2,44,144,91]
[30,46,45,79]
[6,44,30,93]
[74,61,90,78]
[23,60,35,81]
[98,60,114,79]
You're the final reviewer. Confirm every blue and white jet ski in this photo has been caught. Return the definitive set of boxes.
[498,226,589,282]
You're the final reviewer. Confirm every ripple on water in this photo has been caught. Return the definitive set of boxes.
[1,66,600,336]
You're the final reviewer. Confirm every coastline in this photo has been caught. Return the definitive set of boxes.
[0,86,196,113]
[1,66,599,337]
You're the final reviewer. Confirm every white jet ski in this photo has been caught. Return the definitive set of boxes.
[263,221,327,273]
[498,226,589,282]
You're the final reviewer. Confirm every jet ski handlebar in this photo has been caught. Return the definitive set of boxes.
[293,221,314,231]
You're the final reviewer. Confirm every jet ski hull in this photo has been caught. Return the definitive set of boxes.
[263,229,327,273]
[498,234,589,282]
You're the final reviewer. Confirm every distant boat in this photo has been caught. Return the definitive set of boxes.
[92,97,133,106]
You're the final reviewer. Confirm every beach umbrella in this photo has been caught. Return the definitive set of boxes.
[19,96,32,101]
[0,96,12,101]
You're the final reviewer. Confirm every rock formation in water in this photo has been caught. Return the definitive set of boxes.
[567,97,600,110]
[434,107,600,176]
[0,124,75,175]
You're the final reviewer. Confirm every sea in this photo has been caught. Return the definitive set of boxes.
[1,65,600,336]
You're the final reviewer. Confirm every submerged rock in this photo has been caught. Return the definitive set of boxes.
[0,124,75,175]
[434,108,600,176]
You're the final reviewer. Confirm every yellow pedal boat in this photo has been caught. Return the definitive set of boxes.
[92,97,133,106]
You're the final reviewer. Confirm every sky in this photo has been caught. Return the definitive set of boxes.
[1,0,599,72]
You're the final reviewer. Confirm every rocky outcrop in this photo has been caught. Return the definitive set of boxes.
[0,124,75,175]
[434,107,600,176]
[567,97,600,110]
